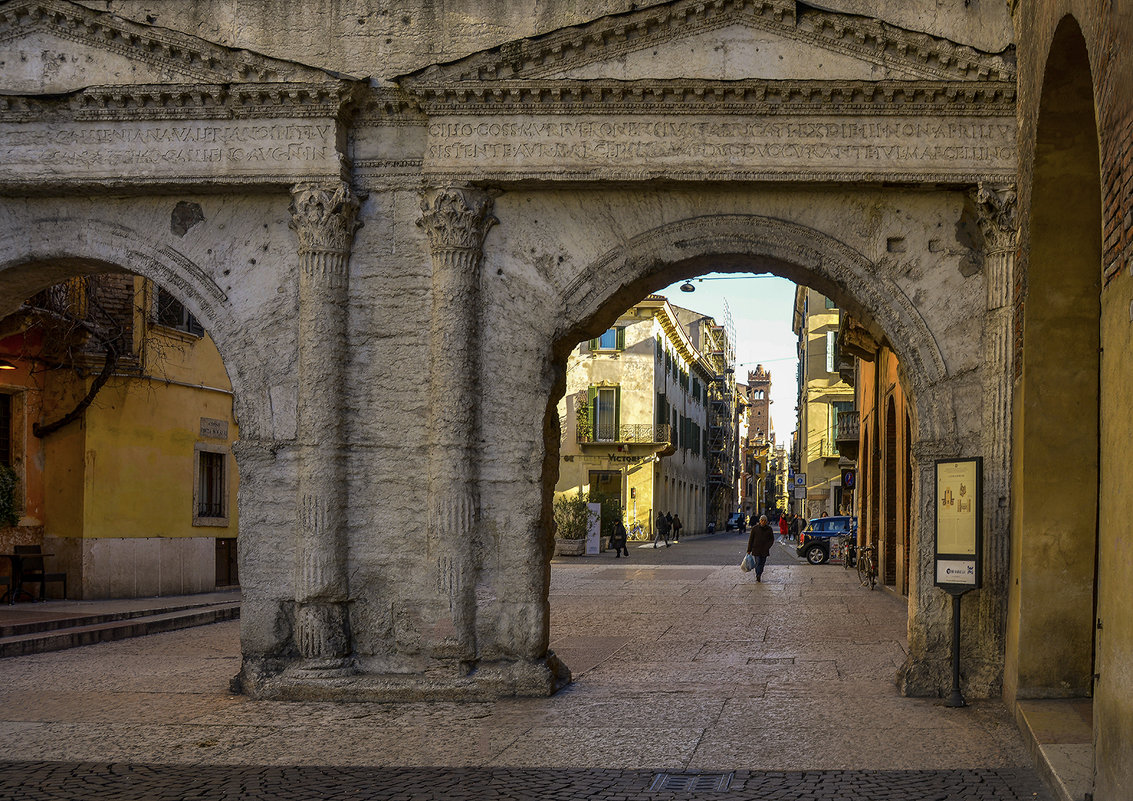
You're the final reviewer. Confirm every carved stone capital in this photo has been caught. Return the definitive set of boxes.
[971,182,1018,255]
[418,187,497,253]
[289,182,363,256]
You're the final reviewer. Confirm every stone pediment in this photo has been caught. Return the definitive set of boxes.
[401,0,1014,87]
[0,0,356,95]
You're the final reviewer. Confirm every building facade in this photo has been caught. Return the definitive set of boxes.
[0,275,239,598]
[556,295,711,538]
[838,315,913,597]
[792,288,854,520]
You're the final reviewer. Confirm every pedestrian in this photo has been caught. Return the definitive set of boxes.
[789,513,801,541]
[747,514,776,582]
[654,511,671,548]
[778,513,789,540]
[671,514,683,543]
[611,518,629,558]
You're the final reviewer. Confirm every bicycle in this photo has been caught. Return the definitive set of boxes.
[627,521,646,541]
[835,535,856,569]
[856,544,877,590]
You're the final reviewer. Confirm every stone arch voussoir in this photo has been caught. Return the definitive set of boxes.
[0,217,260,433]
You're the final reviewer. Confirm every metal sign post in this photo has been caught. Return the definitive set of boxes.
[933,457,982,708]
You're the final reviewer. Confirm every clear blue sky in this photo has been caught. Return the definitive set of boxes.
[659,273,799,443]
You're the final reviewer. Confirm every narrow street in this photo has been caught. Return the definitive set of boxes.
[0,533,1050,799]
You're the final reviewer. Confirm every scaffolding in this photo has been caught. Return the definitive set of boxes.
[704,299,738,526]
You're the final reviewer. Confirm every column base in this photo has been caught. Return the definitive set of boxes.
[238,654,571,702]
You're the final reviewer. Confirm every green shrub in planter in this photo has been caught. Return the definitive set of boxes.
[553,492,590,540]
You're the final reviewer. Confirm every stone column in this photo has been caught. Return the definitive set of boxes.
[289,182,362,674]
[417,187,496,666]
[972,181,1018,672]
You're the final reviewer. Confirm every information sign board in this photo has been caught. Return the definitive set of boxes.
[586,502,601,555]
[934,458,982,589]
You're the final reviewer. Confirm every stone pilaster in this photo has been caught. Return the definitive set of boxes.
[289,181,362,673]
[417,187,496,666]
[972,181,1018,675]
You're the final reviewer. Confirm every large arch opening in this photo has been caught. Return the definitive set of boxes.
[1007,16,1101,704]
[538,213,953,699]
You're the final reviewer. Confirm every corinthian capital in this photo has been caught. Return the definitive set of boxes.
[289,182,363,255]
[418,187,497,252]
[971,182,1018,255]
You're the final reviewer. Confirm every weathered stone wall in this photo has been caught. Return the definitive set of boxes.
[91,0,1013,80]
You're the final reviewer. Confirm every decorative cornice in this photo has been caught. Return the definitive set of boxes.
[289,182,363,256]
[0,0,360,85]
[418,188,497,253]
[399,0,1014,87]
[405,79,1016,116]
[0,80,363,123]
[971,181,1018,254]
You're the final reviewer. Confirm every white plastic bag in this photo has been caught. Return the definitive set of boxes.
[740,553,756,572]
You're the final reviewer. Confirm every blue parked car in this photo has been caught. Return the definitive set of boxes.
[796,516,857,564]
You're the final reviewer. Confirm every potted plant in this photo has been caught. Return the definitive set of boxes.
[553,491,591,556]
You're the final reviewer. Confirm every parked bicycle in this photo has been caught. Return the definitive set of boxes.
[627,521,646,541]
[835,535,856,569]
[856,543,878,590]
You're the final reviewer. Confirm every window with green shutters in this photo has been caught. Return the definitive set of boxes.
[590,327,625,351]
[588,385,621,441]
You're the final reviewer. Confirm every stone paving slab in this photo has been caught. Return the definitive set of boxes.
[0,533,1054,799]
[0,762,1053,800]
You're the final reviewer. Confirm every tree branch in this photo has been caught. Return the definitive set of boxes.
[32,344,119,438]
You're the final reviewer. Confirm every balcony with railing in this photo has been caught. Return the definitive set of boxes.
[835,409,860,460]
[577,421,673,448]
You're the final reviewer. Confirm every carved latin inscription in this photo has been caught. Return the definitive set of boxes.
[0,119,339,182]
[424,114,1016,181]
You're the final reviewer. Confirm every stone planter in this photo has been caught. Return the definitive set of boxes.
[554,538,586,557]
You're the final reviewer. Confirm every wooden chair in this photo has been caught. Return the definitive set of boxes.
[13,545,67,601]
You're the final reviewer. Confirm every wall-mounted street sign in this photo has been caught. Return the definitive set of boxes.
[934,457,982,589]
[841,469,856,490]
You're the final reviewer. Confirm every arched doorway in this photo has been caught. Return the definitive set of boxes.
[1007,16,1101,703]
[883,397,897,586]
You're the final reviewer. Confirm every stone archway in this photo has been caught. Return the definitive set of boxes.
[1007,14,1101,704]
[538,211,966,694]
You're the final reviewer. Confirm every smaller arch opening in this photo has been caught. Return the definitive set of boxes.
[0,260,242,603]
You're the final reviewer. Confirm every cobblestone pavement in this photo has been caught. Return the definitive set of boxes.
[0,533,1052,800]
[0,761,1051,800]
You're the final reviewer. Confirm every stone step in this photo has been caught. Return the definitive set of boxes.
[0,600,236,638]
[0,602,240,658]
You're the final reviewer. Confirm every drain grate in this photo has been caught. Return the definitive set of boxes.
[649,772,735,792]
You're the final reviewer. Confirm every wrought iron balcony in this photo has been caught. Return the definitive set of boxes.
[577,422,673,446]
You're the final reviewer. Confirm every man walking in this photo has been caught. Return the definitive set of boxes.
[654,511,671,548]
[747,514,776,582]
[611,518,629,558]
